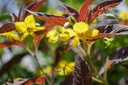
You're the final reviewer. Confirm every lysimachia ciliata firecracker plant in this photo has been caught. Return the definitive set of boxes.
[1,0,128,85]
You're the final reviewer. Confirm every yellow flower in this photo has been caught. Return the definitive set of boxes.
[15,15,44,42]
[65,22,99,47]
[118,11,128,20]
[46,29,59,43]
[46,27,71,43]
[55,60,74,76]
[0,31,20,42]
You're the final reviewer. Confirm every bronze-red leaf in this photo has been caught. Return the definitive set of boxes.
[23,0,45,20]
[27,10,68,26]
[0,23,15,33]
[79,0,91,21]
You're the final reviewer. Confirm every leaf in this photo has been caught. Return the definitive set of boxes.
[0,23,15,33]
[87,33,113,41]
[58,1,79,21]
[54,42,71,67]
[10,13,18,22]
[0,42,22,48]
[18,6,23,21]
[60,74,73,85]
[0,53,27,77]
[99,46,128,75]
[5,76,45,85]
[23,0,45,20]
[88,24,128,41]
[27,10,69,26]
[73,56,92,85]
[104,24,128,35]
[87,0,122,23]
[21,76,46,85]
[79,0,91,21]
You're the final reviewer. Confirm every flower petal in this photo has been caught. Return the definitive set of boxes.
[72,36,79,47]
[20,32,29,42]
[24,15,36,28]
[59,33,69,41]
[30,32,36,38]
[64,28,76,38]
[73,22,88,34]
[118,11,128,20]
[15,22,27,33]
[46,30,57,38]
[86,29,99,37]
[11,33,20,41]
[48,35,58,43]
[33,27,45,32]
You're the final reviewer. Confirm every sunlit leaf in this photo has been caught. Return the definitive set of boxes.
[79,0,91,21]
[73,56,92,85]
[23,0,45,20]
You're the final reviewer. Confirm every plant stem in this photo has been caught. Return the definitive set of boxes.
[92,77,104,84]
[34,47,51,85]
[80,42,109,85]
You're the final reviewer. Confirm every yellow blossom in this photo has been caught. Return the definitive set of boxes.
[46,29,59,43]
[14,15,44,42]
[55,60,74,76]
[64,22,99,47]
[118,11,128,20]
[0,31,20,42]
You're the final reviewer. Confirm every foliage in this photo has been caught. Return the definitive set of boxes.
[0,0,128,85]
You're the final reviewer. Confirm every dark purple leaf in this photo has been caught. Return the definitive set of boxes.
[59,1,79,21]
[0,23,15,33]
[79,0,91,21]
[87,0,122,23]
[101,24,128,35]
[99,46,128,75]
[88,24,128,41]
[73,56,92,85]
[60,74,73,85]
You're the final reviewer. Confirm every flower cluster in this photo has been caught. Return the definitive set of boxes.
[0,15,44,42]
[46,22,99,47]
